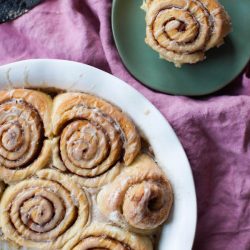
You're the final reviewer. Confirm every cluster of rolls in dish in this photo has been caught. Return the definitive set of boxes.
[0,89,173,250]
[142,0,231,66]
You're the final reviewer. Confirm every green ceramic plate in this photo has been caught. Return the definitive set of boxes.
[112,0,250,96]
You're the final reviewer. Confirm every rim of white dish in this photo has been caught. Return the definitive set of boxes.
[0,59,197,250]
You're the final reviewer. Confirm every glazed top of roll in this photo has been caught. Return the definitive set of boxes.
[97,154,173,234]
[143,0,231,66]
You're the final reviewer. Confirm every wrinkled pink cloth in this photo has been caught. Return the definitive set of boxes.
[0,1,249,249]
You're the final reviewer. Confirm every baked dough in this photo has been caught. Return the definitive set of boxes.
[0,89,173,249]
[64,223,153,250]
[0,169,89,249]
[51,92,141,187]
[0,89,52,183]
[143,0,231,66]
[97,154,173,234]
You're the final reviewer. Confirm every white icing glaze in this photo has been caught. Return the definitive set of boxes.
[165,20,181,32]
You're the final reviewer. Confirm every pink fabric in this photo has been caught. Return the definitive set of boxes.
[0,1,249,249]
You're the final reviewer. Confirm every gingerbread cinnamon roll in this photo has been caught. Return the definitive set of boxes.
[97,154,173,234]
[0,169,89,249]
[143,0,231,66]
[51,93,141,188]
[64,223,153,250]
[0,89,52,183]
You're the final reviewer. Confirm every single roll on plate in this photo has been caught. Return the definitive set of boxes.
[143,0,231,66]
[51,92,141,188]
[0,169,89,249]
[64,223,153,250]
[0,89,52,183]
[97,154,173,234]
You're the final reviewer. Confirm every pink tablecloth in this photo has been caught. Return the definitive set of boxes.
[0,1,249,249]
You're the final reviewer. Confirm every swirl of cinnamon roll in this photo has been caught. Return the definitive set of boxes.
[143,0,231,66]
[52,93,141,187]
[0,169,89,249]
[97,154,173,234]
[0,89,52,183]
[64,223,153,250]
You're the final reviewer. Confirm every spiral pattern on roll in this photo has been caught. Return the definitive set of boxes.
[0,89,52,183]
[59,110,122,177]
[52,93,141,187]
[0,169,89,249]
[144,0,231,66]
[63,224,153,250]
[0,99,43,168]
[71,236,130,250]
[97,154,173,233]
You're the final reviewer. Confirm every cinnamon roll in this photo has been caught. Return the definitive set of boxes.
[143,0,231,66]
[0,89,52,183]
[64,223,153,250]
[97,154,173,234]
[51,93,141,187]
[0,169,89,249]
[0,88,175,249]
